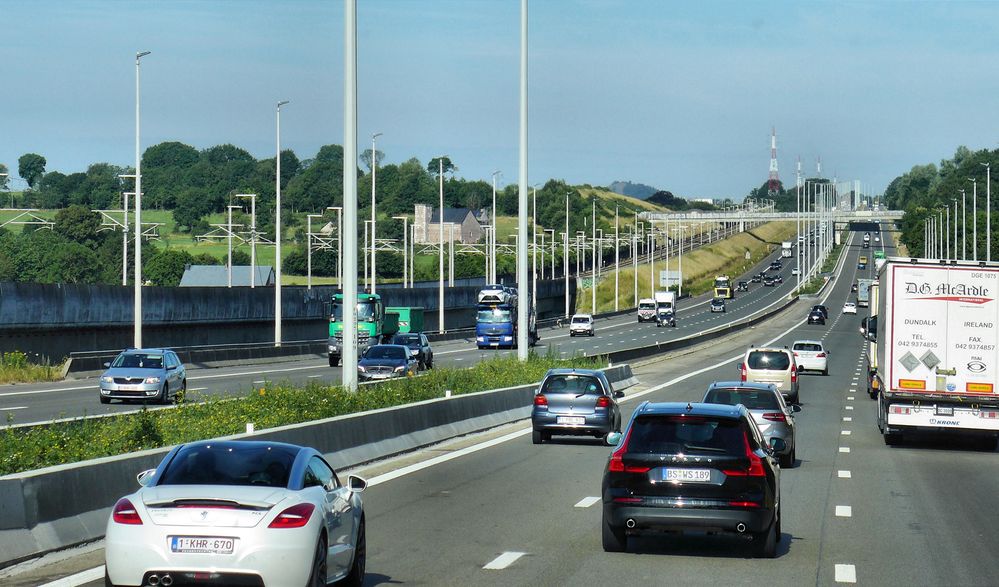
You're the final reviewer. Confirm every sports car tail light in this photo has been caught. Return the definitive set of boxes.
[268,503,315,529]
[816,353,826,358]
[533,394,548,407]
[112,498,142,525]
[762,412,786,423]
[728,500,762,508]
[595,396,611,408]
[721,433,766,477]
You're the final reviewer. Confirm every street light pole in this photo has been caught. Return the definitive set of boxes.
[961,189,967,260]
[133,50,150,349]
[370,132,382,294]
[122,190,130,286]
[565,191,570,318]
[591,198,596,314]
[532,184,538,314]
[393,215,408,287]
[983,163,992,262]
[970,177,978,261]
[614,205,619,311]
[227,204,240,288]
[342,0,358,390]
[275,99,290,347]
[438,157,445,333]
[327,206,342,287]
[491,170,501,283]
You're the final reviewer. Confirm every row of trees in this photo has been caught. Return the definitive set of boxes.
[885,146,999,257]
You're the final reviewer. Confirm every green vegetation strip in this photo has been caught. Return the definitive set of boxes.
[0,353,602,476]
[0,351,61,384]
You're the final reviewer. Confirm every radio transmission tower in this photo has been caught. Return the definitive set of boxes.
[767,127,780,197]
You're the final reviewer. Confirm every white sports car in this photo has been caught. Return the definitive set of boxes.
[105,440,366,587]
[842,302,858,315]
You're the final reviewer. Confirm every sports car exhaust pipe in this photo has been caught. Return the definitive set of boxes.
[736,523,746,533]
[161,575,173,586]
[626,518,636,529]
[147,575,160,586]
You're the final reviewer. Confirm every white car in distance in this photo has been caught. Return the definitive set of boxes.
[569,314,595,337]
[842,302,858,315]
[791,340,829,376]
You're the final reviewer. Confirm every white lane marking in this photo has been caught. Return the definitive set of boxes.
[2,406,27,410]
[850,383,857,387]
[484,551,527,570]
[188,387,207,392]
[838,470,852,479]
[835,563,858,583]
[841,430,851,435]
[0,384,92,398]
[38,566,105,587]
[843,417,853,422]
[845,406,854,410]
[851,377,859,381]
[575,496,601,508]
[307,375,322,378]
[455,358,464,361]
[252,380,267,384]
[835,505,853,517]
[847,396,854,400]
[839,447,851,453]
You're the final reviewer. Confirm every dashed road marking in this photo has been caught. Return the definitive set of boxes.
[189,387,207,391]
[484,551,527,570]
[843,417,852,422]
[574,496,601,508]
[838,470,852,479]
[845,405,854,410]
[835,563,858,583]
[253,380,267,384]
[835,505,853,517]
[841,430,852,435]
[847,396,854,400]
[2,406,27,410]
[839,447,851,453]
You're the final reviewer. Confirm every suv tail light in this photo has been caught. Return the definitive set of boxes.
[607,429,650,474]
[534,394,548,407]
[595,396,611,408]
[721,433,766,477]
[268,503,315,529]
[762,412,786,423]
[740,363,747,382]
[790,365,797,384]
[112,498,142,525]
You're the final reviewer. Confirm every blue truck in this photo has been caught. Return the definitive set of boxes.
[475,284,538,349]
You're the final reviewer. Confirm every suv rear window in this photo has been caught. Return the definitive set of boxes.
[627,416,745,456]
[705,389,780,410]
[747,351,790,370]
[541,375,602,395]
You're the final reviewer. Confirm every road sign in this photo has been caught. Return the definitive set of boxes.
[659,270,682,288]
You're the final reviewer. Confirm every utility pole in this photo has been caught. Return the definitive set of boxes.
[516,0,529,359]
[342,0,358,390]
[614,205,619,311]
[370,132,382,294]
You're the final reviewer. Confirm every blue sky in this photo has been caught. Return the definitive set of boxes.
[2,0,998,199]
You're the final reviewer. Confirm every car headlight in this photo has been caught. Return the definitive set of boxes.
[394,365,405,372]
[101,376,114,384]
[477,336,485,342]
[503,336,512,341]
[410,349,419,355]
[144,376,160,384]
[357,366,366,372]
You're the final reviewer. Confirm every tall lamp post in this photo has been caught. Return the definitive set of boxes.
[983,163,992,262]
[591,198,596,314]
[961,189,967,260]
[437,157,445,333]
[274,99,290,347]
[133,50,150,349]
[393,215,408,287]
[342,0,358,390]
[306,213,322,289]
[564,191,570,318]
[491,170,501,283]
[370,132,382,294]
[970,177,978,261]
[614,205,619,311]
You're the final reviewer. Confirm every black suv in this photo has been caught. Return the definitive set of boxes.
[391,333,433,370]
[602,402,783,557]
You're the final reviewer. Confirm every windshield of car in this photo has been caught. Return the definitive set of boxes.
[705,389,781,410]
[712,299,724,305]
[365,346,407,360]
[747,351,791,371]
[541,375,603,395]
[392,334,421,346]
[627,416,745,455]
[638,302,655,310]
[792,343,823,352]
[111,353,163,369]
[477,308,512,323]
[158,444,298,487]
[331,301,377,322]
[571,316,590,323]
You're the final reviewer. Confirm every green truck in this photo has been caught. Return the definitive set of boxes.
[326,292,424,366]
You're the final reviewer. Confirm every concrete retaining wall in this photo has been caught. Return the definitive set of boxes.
[0,364,629,568]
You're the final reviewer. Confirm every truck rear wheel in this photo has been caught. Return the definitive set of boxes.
[329,356,339,367]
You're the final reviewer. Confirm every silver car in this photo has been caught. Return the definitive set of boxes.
[531,369,623,444]
[702,381,799,468]
[99,348,187,405]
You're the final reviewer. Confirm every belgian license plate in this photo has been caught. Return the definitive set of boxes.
[557,416,586,425]
[119,384,142,391]
[170,536,235,555]
[662,468,711,483]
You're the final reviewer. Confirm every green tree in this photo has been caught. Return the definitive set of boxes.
[359,148,384,172]
[143,141,199,168]
[54,205,103,248]
[145,249,194,286]
[0,163,9,190]
[18,153,46,188]
[427,156,455,177]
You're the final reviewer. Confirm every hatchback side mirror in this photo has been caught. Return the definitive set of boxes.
[614,391,625,398]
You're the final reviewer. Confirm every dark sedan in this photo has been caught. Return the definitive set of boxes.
[391,333,434,370]
[357,344,418,381]
[807,309,826,325]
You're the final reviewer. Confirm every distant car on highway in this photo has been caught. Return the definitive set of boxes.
[601,401,783,557]
[357,344,418,381]
[99,348,186,405]
[569,314,595,337]
[710,298,726,313]
[391,333,434,370]
[773,274,783,284]
[807,308,826,325]
[751,274,763,283]
[703,381,799,468]
[811,305,829,320]
[741,346,799,404]
[736,281,749,292]
[532,369,623,444]
[791,340,829,376]
[763,276,775,287]
[842,302,857,315]
[104,440,367,587]
[769,261,783,271]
